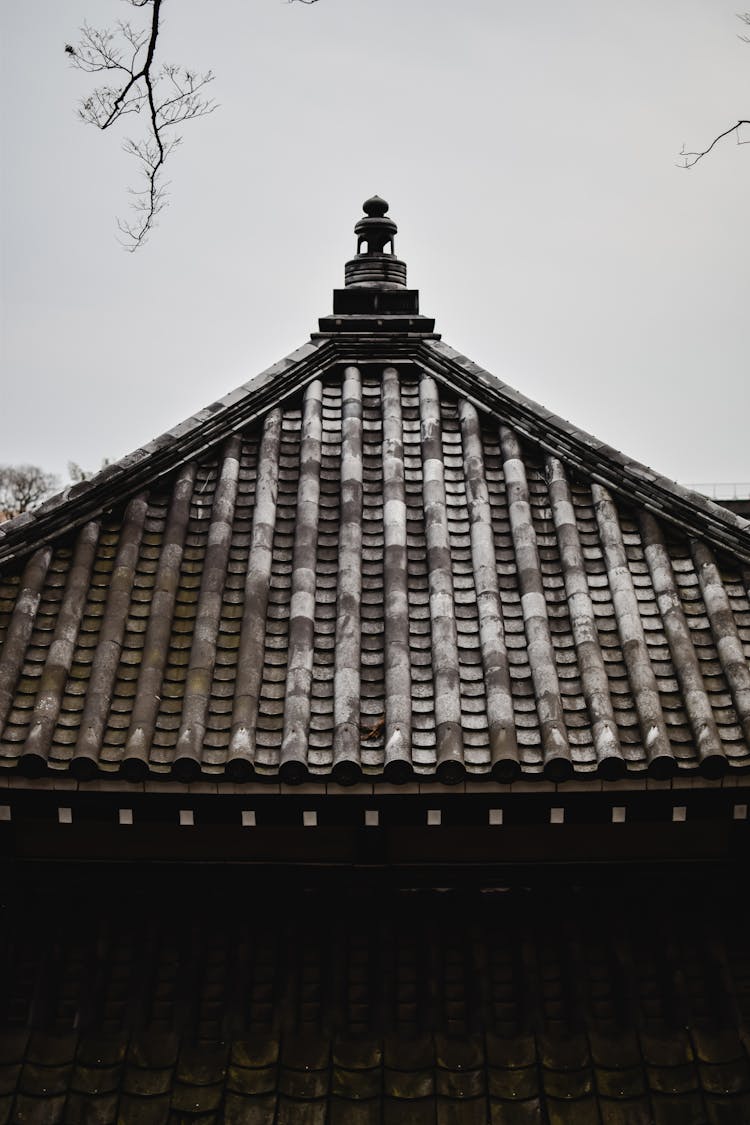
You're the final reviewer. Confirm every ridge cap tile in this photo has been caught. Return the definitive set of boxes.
[226,1064,277,1097]
[122,1066,174,1098]
[436,1068,487,1098]
[280,1032,330,1072]
[18,1061,72,1098]
[74,1030,129,1066]
[277,1068,330,1099]
[70,1062,121,1096]
[488,1065,539,1101]
[331,1066,382,1100]
[434,1034,484,1071]
[117,1091,171,1123]
[594,1065,647,1099]
[538,1031,590,1071]
[332,1039,382,1070]
[541,1067,594,1100]
[0,1063,20,1098]
[485,1033,537,1070]
[127,1031,179,1070]
[690,1025,745,1064]
[11,1091,68,1125]
[383,1069,435,1100]
[640,1029,694,1067]
[588,1028,642,1069]
[65,1089,119,1123]
[25,1032,78,1067]
[383,1035,434,1071]
[699,1058,750,1096]
[646,1062,700,1095]
[170,1077,224,1113]
[175,1043,229,1085]
[0,1032,30,1065]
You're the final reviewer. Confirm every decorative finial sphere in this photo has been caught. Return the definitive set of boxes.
[362,195,389,218]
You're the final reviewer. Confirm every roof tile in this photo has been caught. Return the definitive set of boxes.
[2,329,750,788]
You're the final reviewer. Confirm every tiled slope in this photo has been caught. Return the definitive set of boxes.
[1,363,749,783]
[2,887,750,1124]
[3,1027,749,1125]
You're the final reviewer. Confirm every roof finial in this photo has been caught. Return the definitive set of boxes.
[361,193,390,219]
[345,196,407,289]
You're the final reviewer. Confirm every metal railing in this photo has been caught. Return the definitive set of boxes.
[685,483,750,501]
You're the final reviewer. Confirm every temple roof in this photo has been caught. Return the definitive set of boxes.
[1,199,750,786]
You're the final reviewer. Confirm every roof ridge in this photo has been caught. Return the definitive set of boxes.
[420,339,750,564]
[3,332,747,570]
[0,338,335,567]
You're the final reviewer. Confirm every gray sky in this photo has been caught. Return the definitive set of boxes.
[1,0,748,494]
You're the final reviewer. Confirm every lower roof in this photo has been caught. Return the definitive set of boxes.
[2,880,750,1124]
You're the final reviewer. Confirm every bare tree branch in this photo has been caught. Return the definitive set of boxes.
[68,0,320,248]
[679,120,750,168]
[67,0,215,250]
[679,13,749,169]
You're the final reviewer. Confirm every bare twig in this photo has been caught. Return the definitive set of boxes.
[68,0,320,248]
[67,0,215,249]
[679,120,750,168]
[679,13,749,169]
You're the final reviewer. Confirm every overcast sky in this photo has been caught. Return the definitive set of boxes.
[1,0,747,496]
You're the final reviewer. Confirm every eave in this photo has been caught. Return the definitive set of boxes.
[2,775,749,870]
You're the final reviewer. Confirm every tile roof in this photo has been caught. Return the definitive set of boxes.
[2,885,750,1123]
[1,202,750,787]
[7,1025,750,1125]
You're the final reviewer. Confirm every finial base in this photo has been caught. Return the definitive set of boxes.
[317,196,435,333]
[345,254,407,289]
[316,286,436,335]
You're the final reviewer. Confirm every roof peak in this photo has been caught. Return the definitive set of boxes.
[315,197,437,335]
